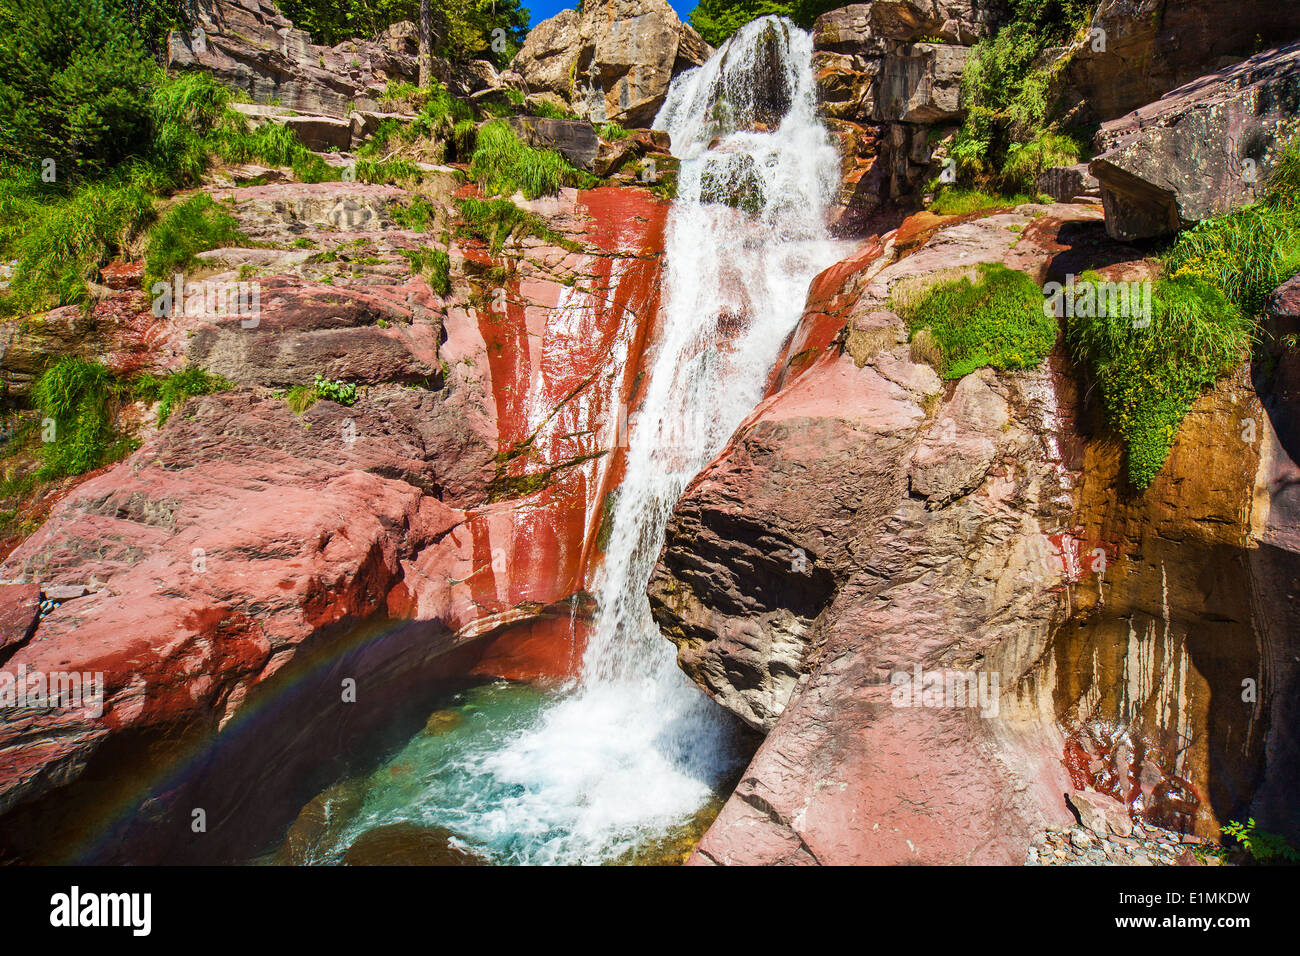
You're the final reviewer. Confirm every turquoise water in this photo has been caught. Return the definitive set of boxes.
[283,680,740,865]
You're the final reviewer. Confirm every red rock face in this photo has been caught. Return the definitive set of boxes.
[652,201,1283,865]
[0,180,669,853]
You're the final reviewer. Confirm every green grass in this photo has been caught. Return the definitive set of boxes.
[0,71,339,314]
[1067,138,1300,490]
[402,247,451,296]
[893,262,1057,379]
[285,384,317,414]
[0,172,155,312]
[529,100,579,121]
[30,357,132,479]
[132,366,234,427]
[358,83,478,166]
[928,187,1037,216]
[215,119,339,184]
[392,196,437,232]
[354,157,422,185]
[1163,148,1300,315]
[599,123,631,142]
[469,119,598,200]
[454,196,581,256]
[143,194,246,290]
[285,375,358,415]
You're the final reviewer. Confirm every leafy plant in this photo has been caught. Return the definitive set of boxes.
[312,374,358,406]
[1222,819,1300,864]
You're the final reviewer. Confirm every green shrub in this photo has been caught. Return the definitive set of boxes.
[688,0,843,48]
[893,262,1057,379]
[0,0,158,180]
[30,357,129,478]
[469,120,598,200]
[143,194,246,290]
[950,4,1093,190]
[1068,273,1252,489]
[132,366,234,426]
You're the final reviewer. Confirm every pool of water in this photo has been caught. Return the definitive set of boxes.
[272,680,748,866]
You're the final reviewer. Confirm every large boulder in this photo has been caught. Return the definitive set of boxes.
[168,0,425,117]
[1090,41,1300,240]
[1068,0,1300,124]
[511,0,712,128]
[506,117,600,172]
[874,41,968,123]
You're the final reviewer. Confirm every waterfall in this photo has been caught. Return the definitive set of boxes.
[333,17,847,864]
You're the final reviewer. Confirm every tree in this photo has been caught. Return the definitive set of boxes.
[420,0,433,87]
[278,0,528,69]
[689,0,845,49]
[0,0,158,178]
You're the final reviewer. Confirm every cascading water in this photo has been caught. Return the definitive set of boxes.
[317,16,847,864]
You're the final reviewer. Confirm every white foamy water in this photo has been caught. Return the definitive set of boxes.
[360,18,849,864]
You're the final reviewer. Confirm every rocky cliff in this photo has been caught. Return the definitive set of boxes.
[0,141,673,863]
[648,198,1300,862]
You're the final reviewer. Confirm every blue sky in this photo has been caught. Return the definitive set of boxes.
[525,1,699,28]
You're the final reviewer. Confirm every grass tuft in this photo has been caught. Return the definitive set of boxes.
[892,262,1057,379]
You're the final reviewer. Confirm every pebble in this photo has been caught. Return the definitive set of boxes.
[1026,822,1228,866]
